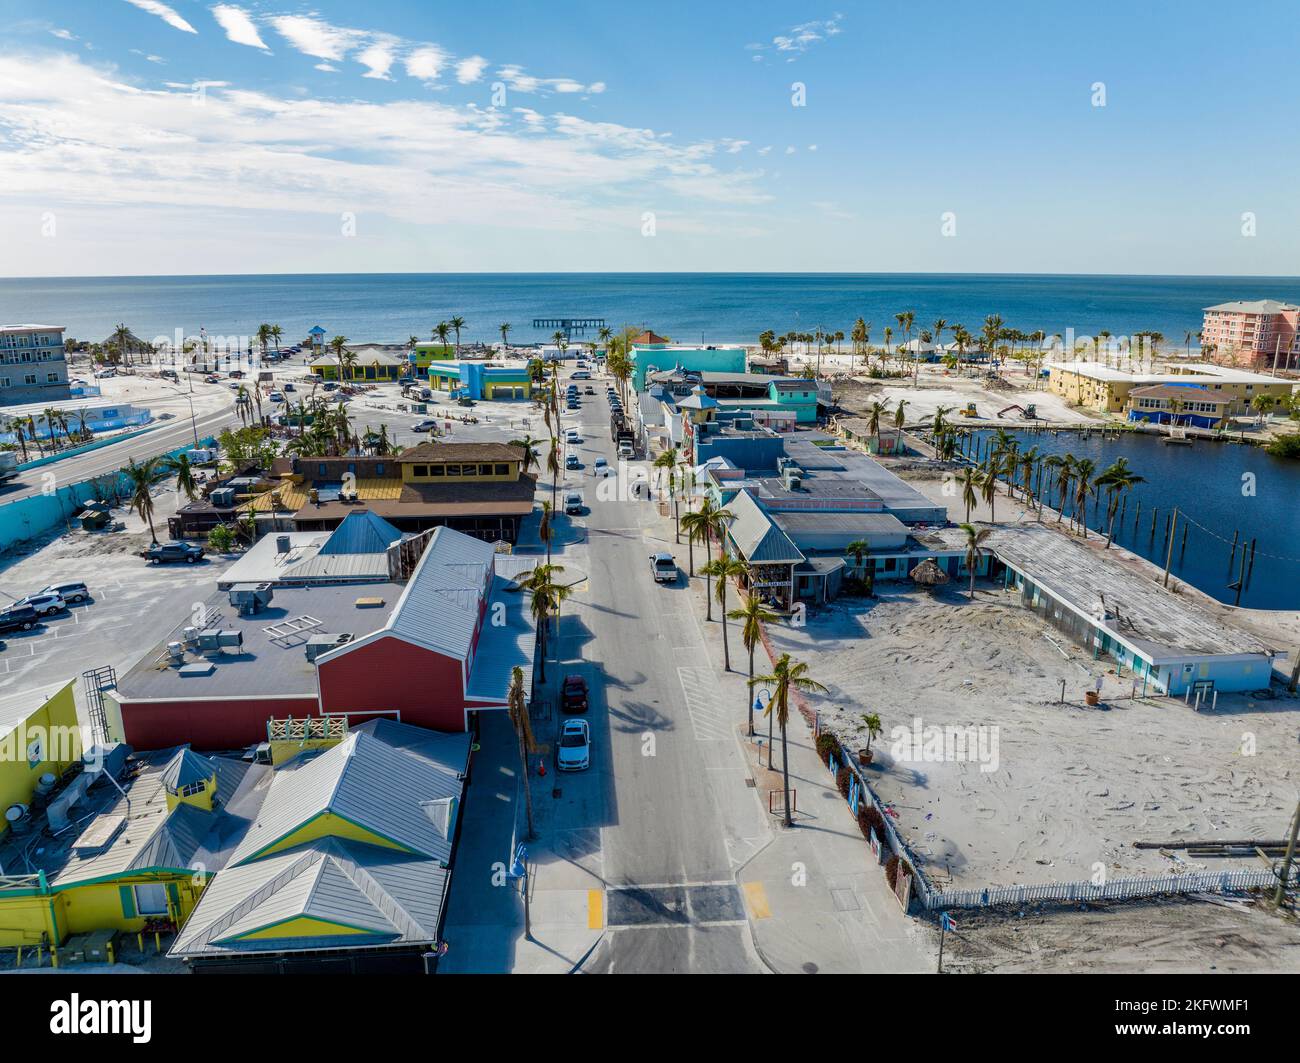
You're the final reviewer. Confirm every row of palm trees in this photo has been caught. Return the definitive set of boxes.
[4,407,95,460]
[946,425,1147,546]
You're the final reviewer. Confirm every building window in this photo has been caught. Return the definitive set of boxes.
[133,883,169,916]
[413,464,429,477]
[494,463,509,476]
[179,780,206,798]
[445,464,462,476]
[376,463,385,475]
[478,464,493,476]
[430,465,445,476]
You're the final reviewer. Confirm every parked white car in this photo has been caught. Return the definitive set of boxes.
[557,718,591,771]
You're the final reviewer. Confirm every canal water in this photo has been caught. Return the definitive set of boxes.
[967,429,1300,610]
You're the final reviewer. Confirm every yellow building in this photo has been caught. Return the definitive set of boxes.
[308,346,408,382]
[0,744,270,957]
[0,682,82,840]
[397,441,525,484]
[1049,361,1295,417]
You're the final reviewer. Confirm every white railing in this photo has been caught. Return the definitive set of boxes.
[922,867,1294,911]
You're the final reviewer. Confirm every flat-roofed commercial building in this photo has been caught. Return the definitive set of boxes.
[1048,361,1294,417]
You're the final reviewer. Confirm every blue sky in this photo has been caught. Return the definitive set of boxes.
[2,0,1298,276]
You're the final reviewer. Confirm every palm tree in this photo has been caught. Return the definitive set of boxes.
[1096,458,1145,547]
[329,335,349,382]
[511,434,541,476]
[512,563,571,684]
[861,712,883,756]
[653,446,682,540]
[1071,457,1098,537]
[681,497,734,617]
[499,322,512,352]
[751,654,827,828]
[537,498,556,563]
[1045,453,1075,523]
[979,464,999,523]
[958,465,979,523]
[507,665,536,840]
[728,594,779,736]
[867,400,888,452]
[844,538,874,596]
[449,316,466,354]
[702,555,749,670]
[959,522,991,600]
[124,457,164,543]
[893,398,908,433]
[8,418,28,462]
[167,452,199,501]
[1017,446,1041,513]
[270,324,282,355]
[434,321,451,352]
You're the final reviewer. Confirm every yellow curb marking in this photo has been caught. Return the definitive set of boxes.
[742,881,772,920]
[587,888,604,930]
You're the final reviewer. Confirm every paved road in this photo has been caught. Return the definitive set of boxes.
[0,401,240,502]
[552,379,766,974]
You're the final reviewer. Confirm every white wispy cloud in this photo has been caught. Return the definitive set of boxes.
[270,14,361,61]
[497,65,605,96]
[211,5,269,51]
[456,55,489,84]
[748,13,844,58]
[0,52,770,243]
[357,39,399,80]
[123,0,198,34]
[50,28,77,41]
[405,45,448,81]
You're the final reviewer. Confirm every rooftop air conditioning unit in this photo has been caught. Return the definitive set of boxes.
[229,583,274,615]
[305,633,353,662]
[47,775,91,833]
[167,641,185,663]
[217,630,244,651]
[210,487,236,507]
[196,629,222,653]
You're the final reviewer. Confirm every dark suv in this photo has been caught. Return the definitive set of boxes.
[0,605,40,633]
[144,542,205,565]
[561,674,589,714]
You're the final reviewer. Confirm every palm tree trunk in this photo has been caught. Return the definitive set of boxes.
[720,583,730,670]
[518,730,536,839]
[780,716,792,828]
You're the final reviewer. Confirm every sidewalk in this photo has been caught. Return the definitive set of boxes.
[675,527,935,974]
[437,710,606,974]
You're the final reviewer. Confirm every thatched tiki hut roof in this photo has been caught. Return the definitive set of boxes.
[909,558,949,587]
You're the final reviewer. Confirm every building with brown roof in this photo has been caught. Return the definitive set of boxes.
[246,444,537,543]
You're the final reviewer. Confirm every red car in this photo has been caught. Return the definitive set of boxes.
[561,674,589,714]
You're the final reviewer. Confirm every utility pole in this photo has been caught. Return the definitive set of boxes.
[1162,507,1178,587]
[1274,799,1300,908]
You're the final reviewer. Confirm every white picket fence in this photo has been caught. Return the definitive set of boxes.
[921,867,1295,912]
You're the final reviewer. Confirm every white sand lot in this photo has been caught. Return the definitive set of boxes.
[767,585,1299,891]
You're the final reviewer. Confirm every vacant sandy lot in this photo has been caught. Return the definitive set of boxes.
[933,894,1300,973]
[768,584,1300,891]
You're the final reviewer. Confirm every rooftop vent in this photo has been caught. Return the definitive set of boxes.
[229,582,274,615]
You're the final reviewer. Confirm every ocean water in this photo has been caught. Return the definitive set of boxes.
[5,272,1300,349]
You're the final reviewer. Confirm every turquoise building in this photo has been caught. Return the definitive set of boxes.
[427,360,534,400]
[631,344,746,391]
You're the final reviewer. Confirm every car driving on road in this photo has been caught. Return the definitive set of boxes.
[564,491,584,515]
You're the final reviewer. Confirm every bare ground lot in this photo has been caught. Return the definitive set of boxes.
[768,585,1300,891]
[931,895,1300,973]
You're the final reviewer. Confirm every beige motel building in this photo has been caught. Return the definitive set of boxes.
[1047,361,1295,418]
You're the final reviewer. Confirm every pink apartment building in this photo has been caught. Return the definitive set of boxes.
[1201,300,1300,369]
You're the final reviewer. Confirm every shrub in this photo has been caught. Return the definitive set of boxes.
[207,524,237,553]
[815,732,841,763]
[858,804,886,841]
[835,766,852,798]
[885,854,913,891]
[1264,433,1300,459]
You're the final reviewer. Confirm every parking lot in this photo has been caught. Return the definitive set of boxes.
[0,484,233,704]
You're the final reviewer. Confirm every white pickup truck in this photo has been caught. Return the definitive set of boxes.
[648,552,677,583]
